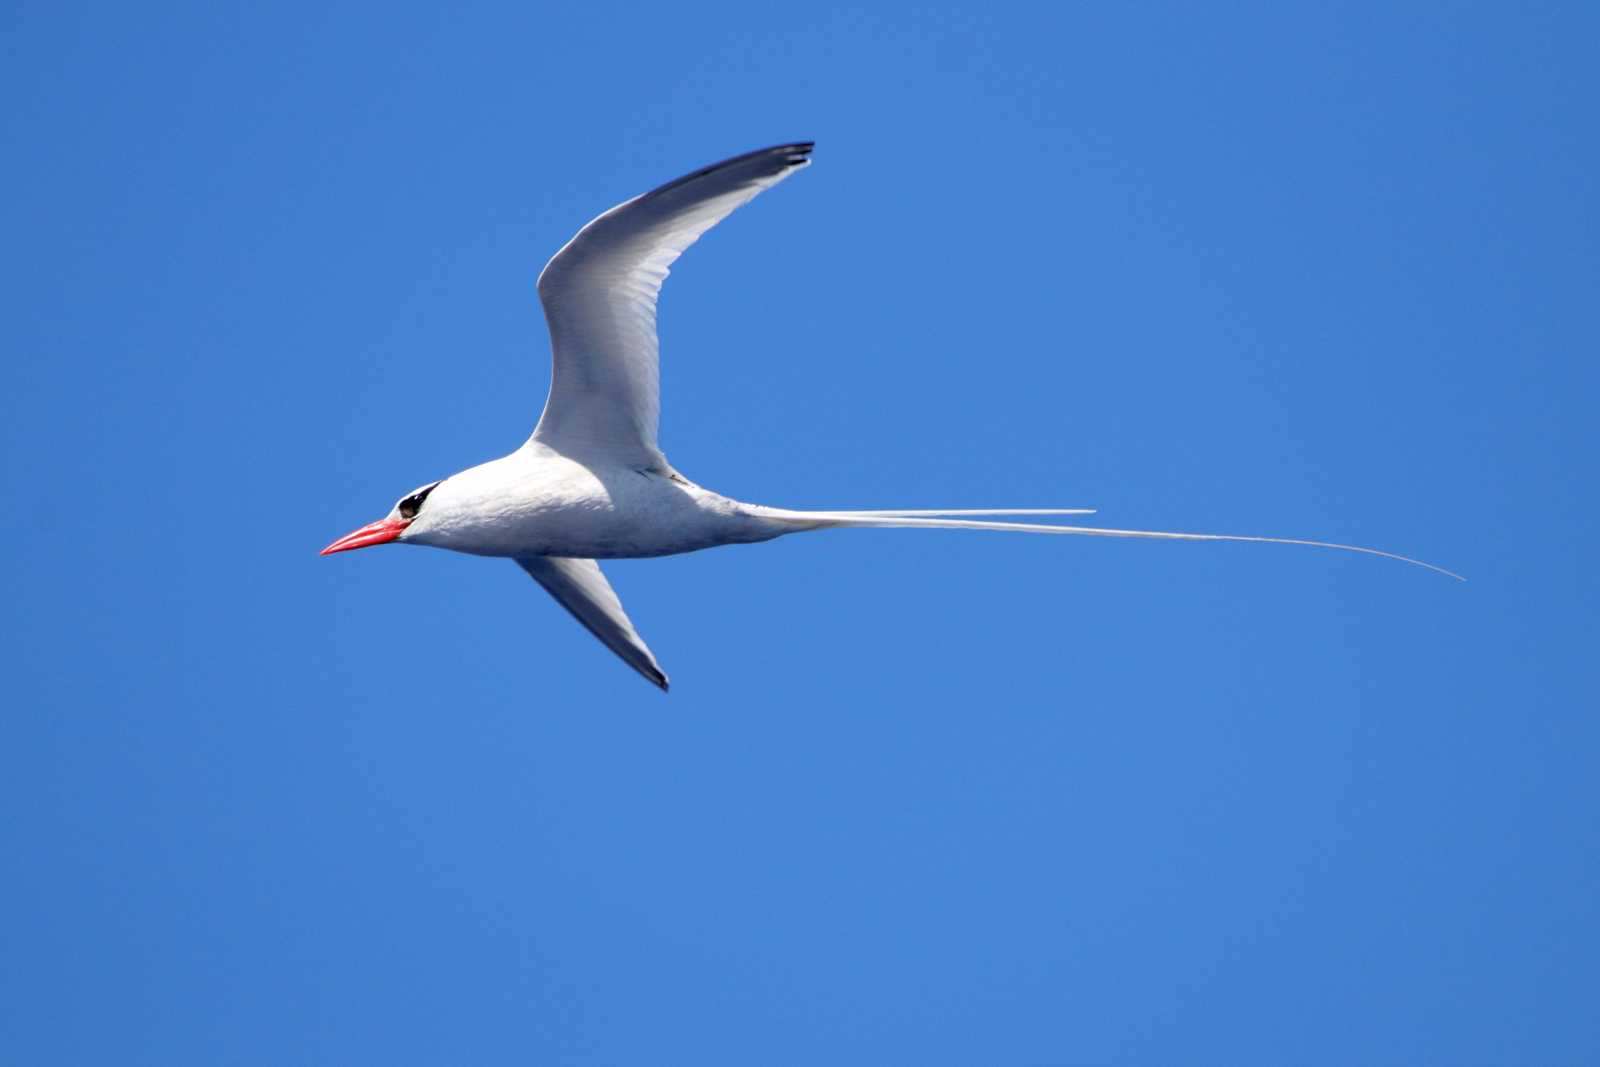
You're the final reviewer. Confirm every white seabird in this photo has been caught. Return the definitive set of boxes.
[323,143,1458,690]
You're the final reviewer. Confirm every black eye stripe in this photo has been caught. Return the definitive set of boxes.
[397,481,440,520]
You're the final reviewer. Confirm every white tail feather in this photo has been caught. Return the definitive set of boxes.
[806,507,1097,518]
[762,508,1463,581]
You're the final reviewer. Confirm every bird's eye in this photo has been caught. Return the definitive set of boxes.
[397,481,440,520]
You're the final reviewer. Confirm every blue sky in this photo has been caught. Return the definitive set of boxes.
[3,2,1596,1063]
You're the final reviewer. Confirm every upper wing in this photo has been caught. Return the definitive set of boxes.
[515,556,669,691]
[531,143,814,467]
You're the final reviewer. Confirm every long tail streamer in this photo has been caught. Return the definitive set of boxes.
[765,507,1463,581]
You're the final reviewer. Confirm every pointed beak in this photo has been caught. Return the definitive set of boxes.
[320,517,409,556]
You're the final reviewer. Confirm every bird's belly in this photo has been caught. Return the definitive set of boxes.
[513,503,738,559]
[418,467,783,560]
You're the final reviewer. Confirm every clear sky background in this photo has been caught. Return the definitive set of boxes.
[4,3,1596,1064]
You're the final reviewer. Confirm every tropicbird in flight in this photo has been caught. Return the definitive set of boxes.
[323,142,1459,690]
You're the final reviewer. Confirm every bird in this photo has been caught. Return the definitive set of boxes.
[322,142,1459,690]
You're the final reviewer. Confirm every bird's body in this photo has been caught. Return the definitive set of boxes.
[402,444,792,560]
[324,142,1457,690]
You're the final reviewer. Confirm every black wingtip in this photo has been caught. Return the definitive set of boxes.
[764,141,814,171]
[640,142,816,203]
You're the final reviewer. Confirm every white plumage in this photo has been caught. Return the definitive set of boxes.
[323,143,1458,690]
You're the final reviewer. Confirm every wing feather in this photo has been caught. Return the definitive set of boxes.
[517,556,670,691]
[531,143,813,465]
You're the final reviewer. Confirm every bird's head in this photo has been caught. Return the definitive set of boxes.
[320,480,442,555]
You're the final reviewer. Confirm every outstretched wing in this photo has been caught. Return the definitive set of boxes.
[516,556,669,691]
[531,143,814,467]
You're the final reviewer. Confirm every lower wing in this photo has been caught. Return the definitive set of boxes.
[516,556,670,691]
